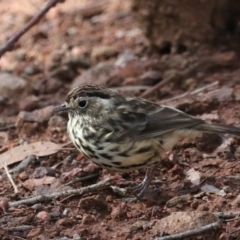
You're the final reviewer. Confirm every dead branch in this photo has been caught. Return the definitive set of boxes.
[10,155,36,174]
[62,173,100,187]
[214,211,240,219]
[112,86,151,92]
[0,0,64,58]
[5,225,33,232]
[159,81,218,104]
[140,60,206,98]
[9,178,112,207]
[154,220,222,240]
[0,124,15,131]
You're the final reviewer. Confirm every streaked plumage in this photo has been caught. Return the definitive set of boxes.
[53,84,240,198]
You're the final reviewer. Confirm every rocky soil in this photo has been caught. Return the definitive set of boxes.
[0,0,240,239]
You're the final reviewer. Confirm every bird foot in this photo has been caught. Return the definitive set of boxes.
[128,164,159,199]
[128,179,150,199]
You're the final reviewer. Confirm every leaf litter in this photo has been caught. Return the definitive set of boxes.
[0,141,62,168]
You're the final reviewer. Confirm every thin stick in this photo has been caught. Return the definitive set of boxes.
[154,220,221,240]
[111,86,151,92]
[0,124,15,131]
[0,0,64,57]
[6,225,33,232]
[1,162,18,193]
[225,216,240,222]
[141,60,205,98]
[214,211,240,219]
[9,178,112,207]
[230,228,240,235]
[159,81,219,104]
[63,173,100,187]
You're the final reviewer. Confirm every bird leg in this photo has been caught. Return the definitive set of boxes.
[130,163,159,199]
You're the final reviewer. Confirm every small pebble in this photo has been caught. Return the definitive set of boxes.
[36,211,51,221]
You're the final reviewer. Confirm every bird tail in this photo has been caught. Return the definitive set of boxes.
[194,123,240,136]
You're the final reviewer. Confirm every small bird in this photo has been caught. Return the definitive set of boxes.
[53,84,240,198]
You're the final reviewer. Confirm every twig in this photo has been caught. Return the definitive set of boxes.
[10,155,36,174]
[231,228,240,235]
[141,60,206,98]
[59,194,76,203]
[225,216,240,222]
[190,81,218,94]
[63,173,100,187]
[154,220,222,240]
[0,0,64,57]
[1,162,18,193]
[9,178,112,207]
[4,234,26,240]
[0,124,15,131]
[5,225,33,232]
[214,211,240,219]
[225,176,240,180]
[111,86,151,92]
[159,81,219,104]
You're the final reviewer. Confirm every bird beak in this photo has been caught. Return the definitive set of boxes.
[52,104,70,113]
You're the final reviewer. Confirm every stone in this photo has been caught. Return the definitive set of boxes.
[71,62,114,88]
[0,72,27,95]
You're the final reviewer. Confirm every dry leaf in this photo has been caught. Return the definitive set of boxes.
[22,176,56,191]
[0,141,62,168]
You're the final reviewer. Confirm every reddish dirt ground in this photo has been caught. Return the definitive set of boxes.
[1,1,240,239]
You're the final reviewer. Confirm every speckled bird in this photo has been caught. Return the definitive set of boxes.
[53,84,240,198]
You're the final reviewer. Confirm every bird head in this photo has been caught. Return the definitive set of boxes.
[52,84,124,120]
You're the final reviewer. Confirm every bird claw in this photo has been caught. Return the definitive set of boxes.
[128,164,159,199]
[129,180,146,192]
[128,181,149,199]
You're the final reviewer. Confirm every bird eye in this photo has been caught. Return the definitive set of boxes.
[78,99,88,108]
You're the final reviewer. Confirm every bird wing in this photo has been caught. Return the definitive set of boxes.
[114,99,205,141]
[136,106,205,140]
